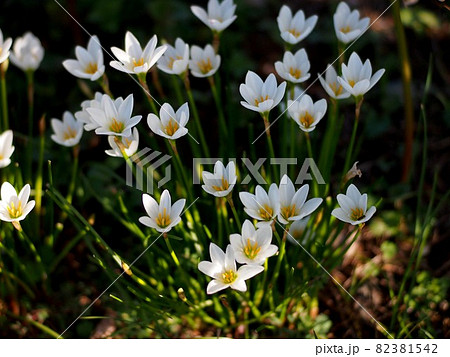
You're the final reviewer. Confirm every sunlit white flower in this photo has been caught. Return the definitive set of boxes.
[157,38,189,75]
[191,0,237,33]
[331,184,376,225]
[333,2,370,44]
[318,64,351,100]
[287,217,310,245]
[86,94,142,137]
[239,71,286,114]
[278,175,322,225]
[63,35,105,81]
[0,29,12,64]
[275,49,311,84]
[75,92,105,131]
[0,182,35,223]
[110,31,167,75]
[51,111,83,147]
[239,184,279,227]
[0,130,14,168]
[189,44,220,78]
[277,5,318,45]
[337,52,385,98]
[139,190,186,233]
[202,160,236,197]
[198,243,264,294]
[230,220,277,265]
[105,127,139,158]
[10,32,44,71]
[287,94,327,132]
[147,102,189,140]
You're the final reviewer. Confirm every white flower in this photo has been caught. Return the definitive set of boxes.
[50,111,83,147]
[0,29,12,64]
[157,38,189,75]
[191,0,237,33]
[287,94,327,132]
[189,44,220,78]
[318,64,351,100]
[0,130,15,168]
[287,217,310,245]
[105,127,139,158]
[239,184,279,227]
[147,102,189,140]
[139,190,186,233]
[198,243,264,294]
[202,160,236,197]
[333,2,370,44]
[63,35,105,81]
[230,220,277,265]
[239,71,286,114]
[86,94,142,137]
[275,49,311,84]
[331,184,376,225]
[277,5,318,45]
[110,31,167,75]
[337,52,385,98]
[75,92,106,131]
[0,182,35,223]
[10,32,44,71]
[278,175,322,225]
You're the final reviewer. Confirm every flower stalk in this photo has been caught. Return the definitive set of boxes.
[342,97,363,182]
[0,60,8,130]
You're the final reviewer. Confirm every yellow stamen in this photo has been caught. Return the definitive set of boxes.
[164,119,179,136]
[211,177,229,192]
[300,111,314,128]
[258,204,273,221]
[348,80,356,87]
[350,207,365,221]
[243,239,261,260]
[288,28,301,38]
[330,82,344,96]
[109,118,125,134]
[197,57,213,74]
[167,56,183,69]
[254,94,270,106]
[281,204,297,220]
[85,62,98,75]
[222,269,237,284]
[7,201,23,219]
[156,207,171,228]
[133,58,144,68]
[289,67,302,79]
[340,26,352,34]
[63,126,78,141]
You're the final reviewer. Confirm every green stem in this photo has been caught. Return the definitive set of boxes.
[262,113,278,182]
[226,195,241,228]
[35,115,45,216]
[169,140,193,202]
[171,74,184,106]
[0,63,8,130]
[305,132,319,197]
[66,146,79,205]
[342,98,363,184]
[209,76,228,155]
[17,227,46,279]
[26,70,35,183]
[138,74,159,115]
[98,73,113,97]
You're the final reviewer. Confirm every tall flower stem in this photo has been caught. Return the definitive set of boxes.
[305,132,319,197]
[342,97,363,182]
[66,146,80,205]
[35,115,46,216]
[97,74,113,97]
[208,76,228,155]
[225,195,241,228]
[212,32,221,53]
[183,75,210,157]
[169,140,193,202]
[16,227,46,279]
[262,112,278,182]
[171,74,184,106]
[138,74,159,115]
[0,62,8,130]
[266,228,287,308]
[25,70,35,182]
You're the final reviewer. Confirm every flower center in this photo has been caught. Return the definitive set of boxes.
[164,118,179,136]
[281,204,297,220]
[330,82,344,96]
[243,238,261,260]
[7,201,23,219]
[288,28,301,38]
[133,58,144,68]
[300,111,314,128]
[63,126,78,141]
[168,56,183,69]
[156,208,171,228]
[212,177,229,192]
[85,62,98,75]
[197,58,213,74]
[254,95,270,106]
[340,26,352,34]
[289,67,302,79]
[109,118,125,134]
[350,207,365,221]
[258,204,273,221]
[222,269,237,284]
[348,79,356,87]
